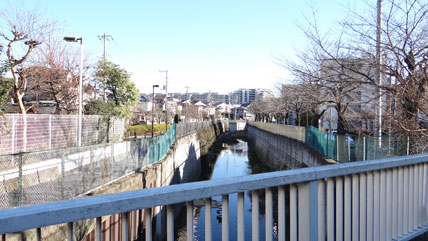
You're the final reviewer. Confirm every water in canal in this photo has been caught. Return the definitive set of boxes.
[175,139,278,241]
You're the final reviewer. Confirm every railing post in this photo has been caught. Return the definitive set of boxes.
[309,181,319,241]
[222,195,229,241]
[252,191,259,241]
[186,201,193,241]
[68,222,74,241]
[145,208,152,241]
[237,192,244,241]
[336,177,343,240]
[205,198,212,241]
[37,227,41,241]
[290,184,297,241]
[278,186,286,241]
[96,217,102,241]
[266,188,273,241]
[167,205,174,241]
[318,181,325,241]
[122,212,129,241]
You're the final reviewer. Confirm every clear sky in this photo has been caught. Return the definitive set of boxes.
[0,0,351,94]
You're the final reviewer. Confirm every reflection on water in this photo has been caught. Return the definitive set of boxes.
[175,140,277,241]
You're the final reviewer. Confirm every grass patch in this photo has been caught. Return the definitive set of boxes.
[126,124,170,137]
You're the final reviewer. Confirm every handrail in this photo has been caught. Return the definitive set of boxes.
[1,152,427,234]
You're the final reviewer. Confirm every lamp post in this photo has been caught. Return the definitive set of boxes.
[152,85,159,138]
[159,70,168,131]
[64,36,83,147]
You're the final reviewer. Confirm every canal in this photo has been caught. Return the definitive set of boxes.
[174,139,278,241]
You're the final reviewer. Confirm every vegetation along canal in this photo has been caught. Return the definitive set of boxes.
[174,132,279,241]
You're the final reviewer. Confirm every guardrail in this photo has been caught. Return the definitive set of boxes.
[1,153,427,240]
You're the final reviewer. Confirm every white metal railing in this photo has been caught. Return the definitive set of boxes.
[1,154,428,240]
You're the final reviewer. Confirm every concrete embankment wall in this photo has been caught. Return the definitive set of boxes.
[248,124,327,169]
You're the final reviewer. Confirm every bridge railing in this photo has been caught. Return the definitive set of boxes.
[1,154,427,240]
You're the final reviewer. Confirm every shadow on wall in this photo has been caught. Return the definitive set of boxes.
[139,141,203,241]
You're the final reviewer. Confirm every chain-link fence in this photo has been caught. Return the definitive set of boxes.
[147,123,176,164]
[175,121,213,138]
[305,126,410,162]
[0,114,125,155]
[0,140,144,209]
[0,121,225,209]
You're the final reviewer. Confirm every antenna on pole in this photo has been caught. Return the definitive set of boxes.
[98,34,113,61]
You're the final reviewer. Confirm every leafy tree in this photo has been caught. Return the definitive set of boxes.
[84,99,108,116]
[92,61,139,118]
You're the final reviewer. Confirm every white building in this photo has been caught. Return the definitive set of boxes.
[230,88,274,105]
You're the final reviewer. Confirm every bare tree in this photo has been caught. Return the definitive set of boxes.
[0,4,56,114]
[26,35,92,114]
[0,4,56,151]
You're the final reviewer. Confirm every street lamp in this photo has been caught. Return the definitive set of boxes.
[152,85,159,138]
[64,36,83,147]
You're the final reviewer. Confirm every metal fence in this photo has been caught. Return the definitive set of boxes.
[147,123,176,165]
[250,122,411,162]
[0,121,222,210]
[305,126,409,162]
[0,114,125,155]
[175,121,214,138]
[0,141,143,210]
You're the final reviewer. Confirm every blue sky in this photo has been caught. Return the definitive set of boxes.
[1,0,350,94]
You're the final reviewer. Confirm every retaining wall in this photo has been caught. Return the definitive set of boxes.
[248,124,327,169]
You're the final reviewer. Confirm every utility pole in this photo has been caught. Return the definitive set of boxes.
[98,34,113,61]
[376,0,382,148]
[98,34,112,102]
[159,70,168,131]
[184,86,190,100]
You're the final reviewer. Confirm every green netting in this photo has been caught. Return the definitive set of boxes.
[147,123,176,164]
[305,126,409,162]
[305,126,337,160]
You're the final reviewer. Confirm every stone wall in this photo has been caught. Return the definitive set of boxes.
[248,124,327,169]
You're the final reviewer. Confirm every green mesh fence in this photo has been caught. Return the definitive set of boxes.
[305,126,409,162]
[305,126,337,160]
[147,123,176,164]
